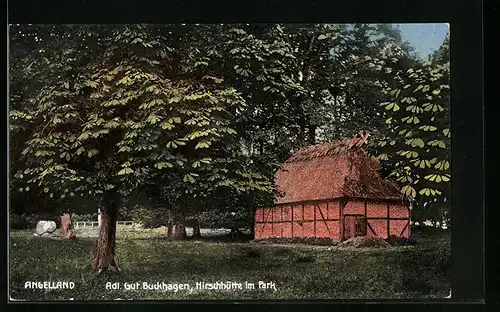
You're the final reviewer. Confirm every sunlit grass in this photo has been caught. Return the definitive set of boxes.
[8,227,450,301]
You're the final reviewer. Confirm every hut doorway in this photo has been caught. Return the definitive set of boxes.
[344,215,367,239]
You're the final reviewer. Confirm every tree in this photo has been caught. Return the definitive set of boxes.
[375,24,420,61]
[121,23,423,233]
[370,30,450,224]
[190,24,422,163]
[10,23,428,261]
[428,30,450,65]
[10,24,272,272]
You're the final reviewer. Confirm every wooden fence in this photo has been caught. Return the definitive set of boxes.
[74,221,139,229]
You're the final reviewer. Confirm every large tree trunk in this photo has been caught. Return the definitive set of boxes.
[60,213,74,239]
[173,213,187,240]
[92,190,120,273]
[192,219,201,238]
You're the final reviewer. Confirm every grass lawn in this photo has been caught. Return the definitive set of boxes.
[8,227,450,301]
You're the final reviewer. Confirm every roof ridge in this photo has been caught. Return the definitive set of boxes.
[286,139,365,163]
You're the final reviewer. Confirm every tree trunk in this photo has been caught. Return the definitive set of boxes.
[250,219,255,239]
[296,125,307,147]
[166,210,173,241]
[92,190,120,273]
[173,213,187,240]
[60,213,74,239]
[230,226,241,241]
[167,220,174,241]
[412,198,421,225]
[192,218,201,238]
[308,126,316,145]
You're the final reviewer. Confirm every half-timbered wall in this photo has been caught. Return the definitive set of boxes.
[255,198,410,241]
[254,201,341,240]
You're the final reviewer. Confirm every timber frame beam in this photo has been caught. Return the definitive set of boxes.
[256,196,411,240]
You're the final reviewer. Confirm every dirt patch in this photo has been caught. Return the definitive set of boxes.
[339,236,391,248]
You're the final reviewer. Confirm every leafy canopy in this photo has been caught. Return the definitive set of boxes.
[370,30,450,203]
[10,25,272,201]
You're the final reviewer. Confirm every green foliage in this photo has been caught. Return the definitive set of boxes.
[9,213,58,230]
[428,30,450,66]
[10,23,428,224]
[71,213,98,222]
[10,25,272,205]
[196,209,252,230]
[411,199,451,228]
[178,23,422,164]
[129,205,166,228]
[369,34,450,211]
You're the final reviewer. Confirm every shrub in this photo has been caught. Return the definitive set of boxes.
[129,205,167,228]
[9,213,59,230]
[9,213,26,230]
[197,210,253,230]
[71,213,98,222]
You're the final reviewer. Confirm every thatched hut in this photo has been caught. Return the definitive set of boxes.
[254,137,411,241]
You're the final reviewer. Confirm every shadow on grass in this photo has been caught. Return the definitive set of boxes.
[8,228,451,300]
[130,232,254,243]
[381,228,451,298]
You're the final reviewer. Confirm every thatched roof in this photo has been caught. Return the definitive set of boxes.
[274,139,404,204]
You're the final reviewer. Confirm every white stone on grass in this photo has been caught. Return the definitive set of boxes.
[35,220,56,235]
